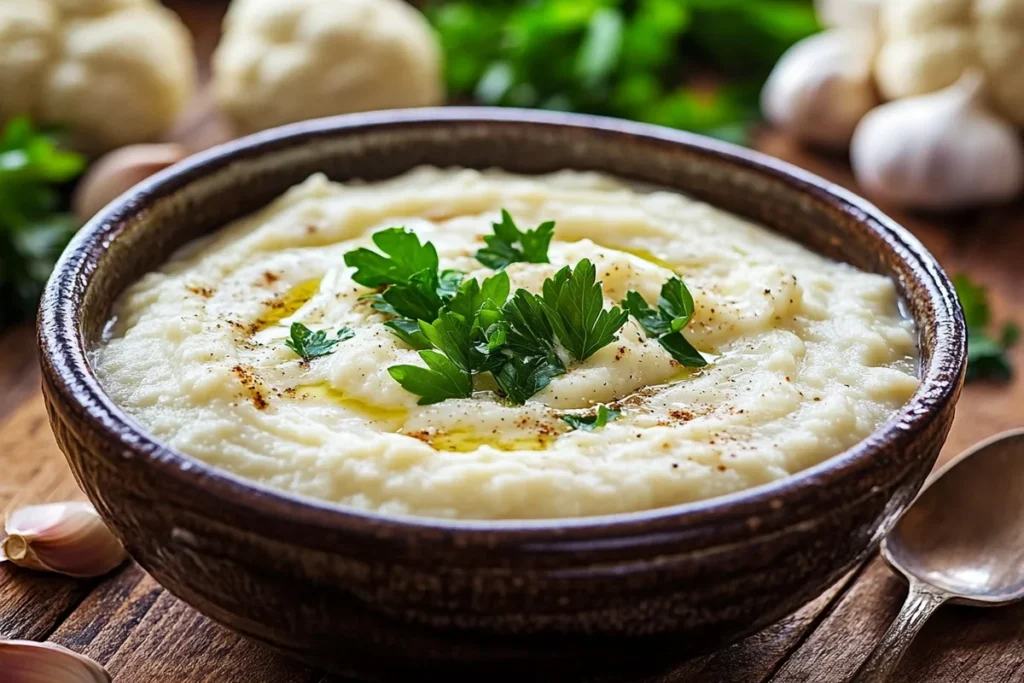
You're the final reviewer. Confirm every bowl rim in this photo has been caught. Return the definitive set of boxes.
[38,107,966,538]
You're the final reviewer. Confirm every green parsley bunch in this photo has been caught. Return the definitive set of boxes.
[0,116,86,328]
[339,212,706,405]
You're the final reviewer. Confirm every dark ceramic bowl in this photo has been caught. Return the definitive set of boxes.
[38,109,966,681]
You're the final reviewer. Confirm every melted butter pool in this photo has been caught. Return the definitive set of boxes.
[253,278,322,332]
[425,428,557,453]
[295,382,408,424]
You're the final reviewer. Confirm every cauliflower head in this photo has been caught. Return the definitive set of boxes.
[875,0,1024,125]
[0,0,196,154]
[212,0,443,134]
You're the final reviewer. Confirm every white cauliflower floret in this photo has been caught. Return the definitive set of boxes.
[0,0,195,154]
[212,0,444,134]
[875,0,1024,125]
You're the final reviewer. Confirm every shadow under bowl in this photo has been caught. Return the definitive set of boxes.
[37,109,966,681]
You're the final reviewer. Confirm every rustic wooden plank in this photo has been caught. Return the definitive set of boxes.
[639,567,864,683]
[0,323,41,425]
[769,556,1024,682]
[0,396,95,640]
[49,564,323,683]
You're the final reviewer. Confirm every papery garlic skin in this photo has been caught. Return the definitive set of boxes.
[851,72,1024,209]
[761,29,879,149]
[0,640,111,683]
[1,502,127,578]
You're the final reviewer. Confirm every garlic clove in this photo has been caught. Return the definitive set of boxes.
[72,143,186,222]
[761,29,879,150]
[815,0,880,29]
[851,71,1024,210]
[0,640,111,683]
[1,502,127,578]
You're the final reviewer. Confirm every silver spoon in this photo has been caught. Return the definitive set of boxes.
[851,428,1024,682]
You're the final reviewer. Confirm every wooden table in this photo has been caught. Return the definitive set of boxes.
[2,2,1023,680]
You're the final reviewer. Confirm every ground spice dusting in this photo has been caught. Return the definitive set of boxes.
[232,364,268,410]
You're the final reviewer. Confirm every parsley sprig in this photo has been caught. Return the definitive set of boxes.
[541,259,629,361]
[344,220,705,406]
[343,227,462,341]
[476,210,555,269]
[622,277,706,367]
[562,404,620,431]
[285,323,354,361]
[954,274,1019,381]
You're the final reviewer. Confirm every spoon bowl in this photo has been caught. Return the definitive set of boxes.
[853,428,1024,683]
[883,428,1024,605]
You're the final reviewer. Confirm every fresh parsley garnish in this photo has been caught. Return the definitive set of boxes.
[562,404,620,431]
[344,227,457,322]
[954,274,1019,381]
[475,209,555,269]
[622,276,706,367]
[388,350,473,405]
[540,259,629,361]
[389,310,475,404]
[345,223,690,406]
[388,274,513,404]
[285,323,354,361]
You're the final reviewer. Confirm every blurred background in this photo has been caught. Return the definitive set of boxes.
[0,0,1019,395]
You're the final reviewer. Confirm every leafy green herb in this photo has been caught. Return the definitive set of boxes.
[345,228,451,322]
[954,274,1019,381]
[562,404,620,431]
[622,276,706,367]
[0,116,86,328]
[475,210,555,269]
[493,354,563,405]
[285,323,354,361]
[425,0,820,144]
[388,350,473,405]
[540,259,629,361]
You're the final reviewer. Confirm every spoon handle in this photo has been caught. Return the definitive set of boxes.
[850,580,948,683]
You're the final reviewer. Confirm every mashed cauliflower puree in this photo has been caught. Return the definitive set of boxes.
[94,168,919,519]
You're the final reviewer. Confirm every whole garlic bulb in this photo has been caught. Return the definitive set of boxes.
[851,71,1024,209]
[761,29,879,149]
[815,0,881,28]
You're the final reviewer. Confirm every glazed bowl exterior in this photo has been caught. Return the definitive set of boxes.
[37,109,966,680]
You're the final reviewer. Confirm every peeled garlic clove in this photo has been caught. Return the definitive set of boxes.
[1,502,126,578]
[0,640,111,683]
[761,29,879,149]
[72,143,186,222]
[851,71,1024,210]
[815,0,880,29]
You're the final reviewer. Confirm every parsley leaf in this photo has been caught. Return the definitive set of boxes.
[345,227,439,288]
[954,274,1018,381]
[475,209,555,269]
[285,323,354,361]
[540,259,629,361]
[562,404,620,431]
[494,288,566,403]
[345,228,450,323]
[384,318,431,350]
[622,276,706,368]
[494,354,565,406]
[389,311,479,405]
[389,351,473,405]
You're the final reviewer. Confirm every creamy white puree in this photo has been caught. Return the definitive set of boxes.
[95,168,919,519]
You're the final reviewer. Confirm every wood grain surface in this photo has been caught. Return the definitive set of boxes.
[0,1,1021,681]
